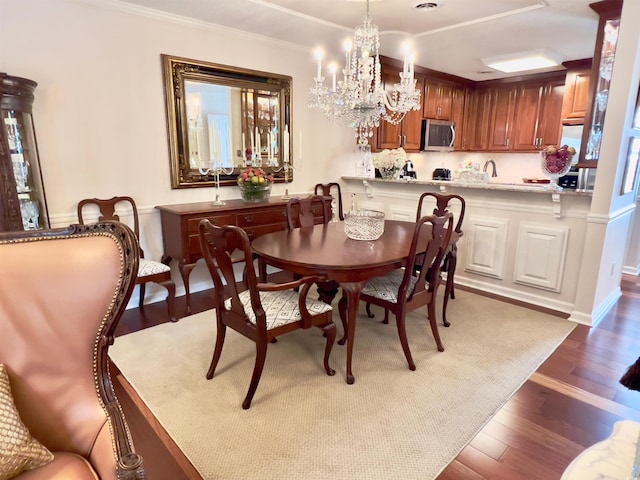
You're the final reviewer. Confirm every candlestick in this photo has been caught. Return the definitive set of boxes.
[242,132,246,160]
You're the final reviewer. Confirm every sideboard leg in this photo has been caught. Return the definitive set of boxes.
[179,262,197,315]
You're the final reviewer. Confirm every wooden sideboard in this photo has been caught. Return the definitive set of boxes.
[156,196,328,313]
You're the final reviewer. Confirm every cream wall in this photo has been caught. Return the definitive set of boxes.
[0,0,354,303]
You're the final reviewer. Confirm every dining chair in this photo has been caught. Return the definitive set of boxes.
[198,220,337,409]
[285,195,339,304]
[77,196,177,322]
[286,195,332,229]
[416,192,466,327]
[314,182,344,221]
[360,213,454,370]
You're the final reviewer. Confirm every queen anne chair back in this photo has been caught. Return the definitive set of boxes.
[77,196,177,322]
[360,213,454,370]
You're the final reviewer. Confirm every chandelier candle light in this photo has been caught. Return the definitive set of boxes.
[308,0,421,146]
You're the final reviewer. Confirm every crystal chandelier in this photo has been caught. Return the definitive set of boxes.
[308,0,421,146]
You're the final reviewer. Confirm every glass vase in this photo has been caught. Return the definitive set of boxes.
[540,151,573,192]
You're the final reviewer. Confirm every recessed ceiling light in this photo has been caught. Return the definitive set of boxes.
[412,0,445,11]
[482,49,564,73]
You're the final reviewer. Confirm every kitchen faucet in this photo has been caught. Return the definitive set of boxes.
[483,159,498,177]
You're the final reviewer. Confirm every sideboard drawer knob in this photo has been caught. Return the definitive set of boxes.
[243,214,254,223]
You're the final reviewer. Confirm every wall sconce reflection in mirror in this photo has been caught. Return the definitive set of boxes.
[161,54,293,188]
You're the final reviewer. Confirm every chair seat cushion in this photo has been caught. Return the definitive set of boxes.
[15,452,99,480]
[138,258,170,277]
[362,270,417,304]
[224,290,332,330]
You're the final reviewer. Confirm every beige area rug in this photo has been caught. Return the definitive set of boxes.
[110,290,575,480]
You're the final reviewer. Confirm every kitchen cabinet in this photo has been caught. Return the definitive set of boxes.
[511,80,564,151]
[451,84,467,150]
[423,78,453,120]
[375,68,424,152]
[480,78,564,153]
[460,88,491,151]
[561,61,592,125]
[0,73,49,232]
[487,86,517,151]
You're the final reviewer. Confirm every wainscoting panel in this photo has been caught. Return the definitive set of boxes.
[464,217,509,279]
[514,223,569,292]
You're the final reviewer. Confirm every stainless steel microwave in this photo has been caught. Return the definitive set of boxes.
[420,119,456,152]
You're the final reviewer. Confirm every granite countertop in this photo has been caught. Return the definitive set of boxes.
[341,176,593,195]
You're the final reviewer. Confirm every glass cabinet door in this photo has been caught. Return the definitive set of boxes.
[0,74,49,231]
[578,0,623,168]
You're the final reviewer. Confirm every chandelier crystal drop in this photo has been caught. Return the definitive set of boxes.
[308,0,421,145]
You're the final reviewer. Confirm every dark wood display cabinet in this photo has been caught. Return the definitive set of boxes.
[0,74,49,232]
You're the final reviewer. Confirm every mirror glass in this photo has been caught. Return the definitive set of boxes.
[162,54,292,188]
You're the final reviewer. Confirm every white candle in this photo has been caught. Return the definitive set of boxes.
[242,132,246,157]
[210,124,217,164]
[330,62,337,91]
[283,125,290,163]
[315,48,323,81]
[254,127,259,154]
[343,38,352,77]
[409,53,415,79]
[250,130,254,156]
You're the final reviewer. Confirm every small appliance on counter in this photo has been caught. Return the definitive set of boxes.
[558,167,579,189]
[401,160,417,179]
[432,168,451,180]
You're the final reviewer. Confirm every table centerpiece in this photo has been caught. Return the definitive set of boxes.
[237,167,274,202]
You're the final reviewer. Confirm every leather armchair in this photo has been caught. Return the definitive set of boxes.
[0,222,145,480]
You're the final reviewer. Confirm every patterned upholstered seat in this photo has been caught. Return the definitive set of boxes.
[224,289,332,330]
[362,269,418,304]
[199,220,337,409]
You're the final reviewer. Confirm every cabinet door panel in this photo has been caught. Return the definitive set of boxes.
[487,86,516,151]
[376,69,403,150]
[469,89,491,151]
[451,85,466,150]
[423,79,453,120]
[403,76,424,151]
[538,82,565,148]
[512,84,544,151]
[562,70,591,124]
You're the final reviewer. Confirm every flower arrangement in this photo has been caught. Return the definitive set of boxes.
[237,167,274,202]
[374,148,407,179]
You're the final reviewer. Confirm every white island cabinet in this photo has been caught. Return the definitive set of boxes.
[341,176,593,316]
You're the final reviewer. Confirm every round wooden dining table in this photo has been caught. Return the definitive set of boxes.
[251,219,425,384]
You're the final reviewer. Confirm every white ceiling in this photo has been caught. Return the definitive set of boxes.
[117,0,600,81]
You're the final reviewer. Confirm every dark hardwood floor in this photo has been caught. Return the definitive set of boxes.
[113,276,640,479]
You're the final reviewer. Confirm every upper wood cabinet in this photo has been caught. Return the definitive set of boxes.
[375,68,424,152]
[561,63,592,125]
[487,86,517,151]
[511,80,564,151]
[423,78,454,120]
[478,78,564,153]
[460,88,491,151]
[451,84,467,150]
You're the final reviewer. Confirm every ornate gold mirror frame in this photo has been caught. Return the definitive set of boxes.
[161,54,293,188]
